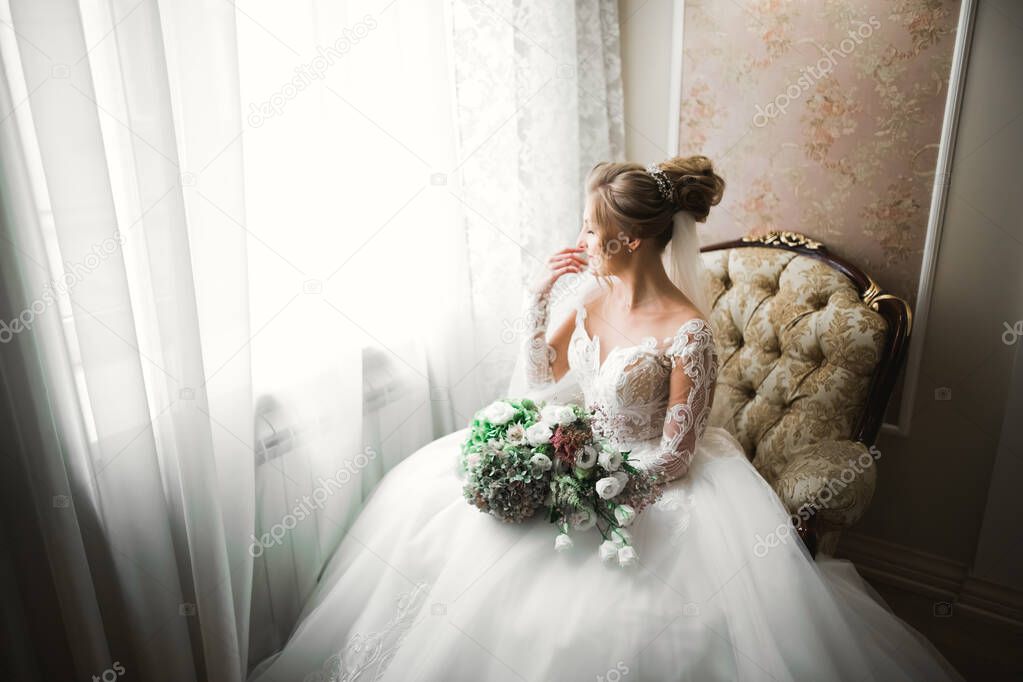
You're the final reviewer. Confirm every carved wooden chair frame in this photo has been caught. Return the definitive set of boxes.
[700,230,913,555]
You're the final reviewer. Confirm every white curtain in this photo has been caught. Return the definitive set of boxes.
[0,0,623,679]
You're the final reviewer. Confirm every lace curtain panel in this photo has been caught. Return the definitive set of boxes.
[452,0,626,400]
[0,0,625,680]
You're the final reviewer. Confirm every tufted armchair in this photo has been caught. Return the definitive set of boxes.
[700,231,912,558]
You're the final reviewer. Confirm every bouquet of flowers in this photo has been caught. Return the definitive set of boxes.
[458,397,555,523]
[460,398,665,567]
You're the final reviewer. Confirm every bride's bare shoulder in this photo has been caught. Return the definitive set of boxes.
[579,288,606,315]
[664,308,707,343]
[658,288,704,333]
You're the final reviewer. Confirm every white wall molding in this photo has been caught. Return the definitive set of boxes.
[885,0,978,437]
[837,530,1023,627]
[665,0,685,156]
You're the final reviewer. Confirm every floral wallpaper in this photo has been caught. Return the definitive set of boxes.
[678,0,961,308]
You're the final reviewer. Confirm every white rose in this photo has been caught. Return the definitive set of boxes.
[612,470,629,489]
[613,504,636,527]
[483,400,516,425]
[598,449,622,471]
[529,453,552,472]
[554,533,573,552]
[595,475,624,499]
[611,528,632,547]
[568,506,596,532]
[598,540,618,562]
[576,444,598,470]
[540,404,576,426]
[525,422,553,445]
[617,545,638,567]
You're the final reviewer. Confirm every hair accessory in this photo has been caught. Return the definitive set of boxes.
[645,164,674,204]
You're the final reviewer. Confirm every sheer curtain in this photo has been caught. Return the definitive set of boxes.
[0,0,623,679]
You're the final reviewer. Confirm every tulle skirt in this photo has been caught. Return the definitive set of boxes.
[248,426,963,682]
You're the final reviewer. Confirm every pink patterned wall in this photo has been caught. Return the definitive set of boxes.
[679,0,962,306]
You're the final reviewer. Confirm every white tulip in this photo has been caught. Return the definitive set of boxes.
[613,504,636,527]
[611,528,632,547]
[554,533,573,552]
[598,540,618,562]
[617,545,638,567]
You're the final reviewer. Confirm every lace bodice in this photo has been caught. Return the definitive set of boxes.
[522,288,719,481]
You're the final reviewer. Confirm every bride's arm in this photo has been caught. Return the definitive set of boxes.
[522,246,588,389]
[649,322,719,482]
[522,286,576,389]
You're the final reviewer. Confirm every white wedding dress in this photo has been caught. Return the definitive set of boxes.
[248,298,964,682]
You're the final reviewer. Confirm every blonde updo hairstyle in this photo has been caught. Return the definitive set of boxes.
[585,155,725,283]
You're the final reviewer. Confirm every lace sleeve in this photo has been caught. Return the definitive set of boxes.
[650,319,718,482]
[523,287,556,389]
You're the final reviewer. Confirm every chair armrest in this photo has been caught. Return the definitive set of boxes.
[772,439,879,530]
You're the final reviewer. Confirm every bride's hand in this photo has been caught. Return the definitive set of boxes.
[531,247,588,294]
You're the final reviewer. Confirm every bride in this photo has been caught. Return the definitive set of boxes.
[249,157,963,681]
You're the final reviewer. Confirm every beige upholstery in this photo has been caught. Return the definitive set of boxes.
[701,246,889,554]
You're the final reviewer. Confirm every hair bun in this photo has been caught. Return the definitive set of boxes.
[661,156,725,222]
